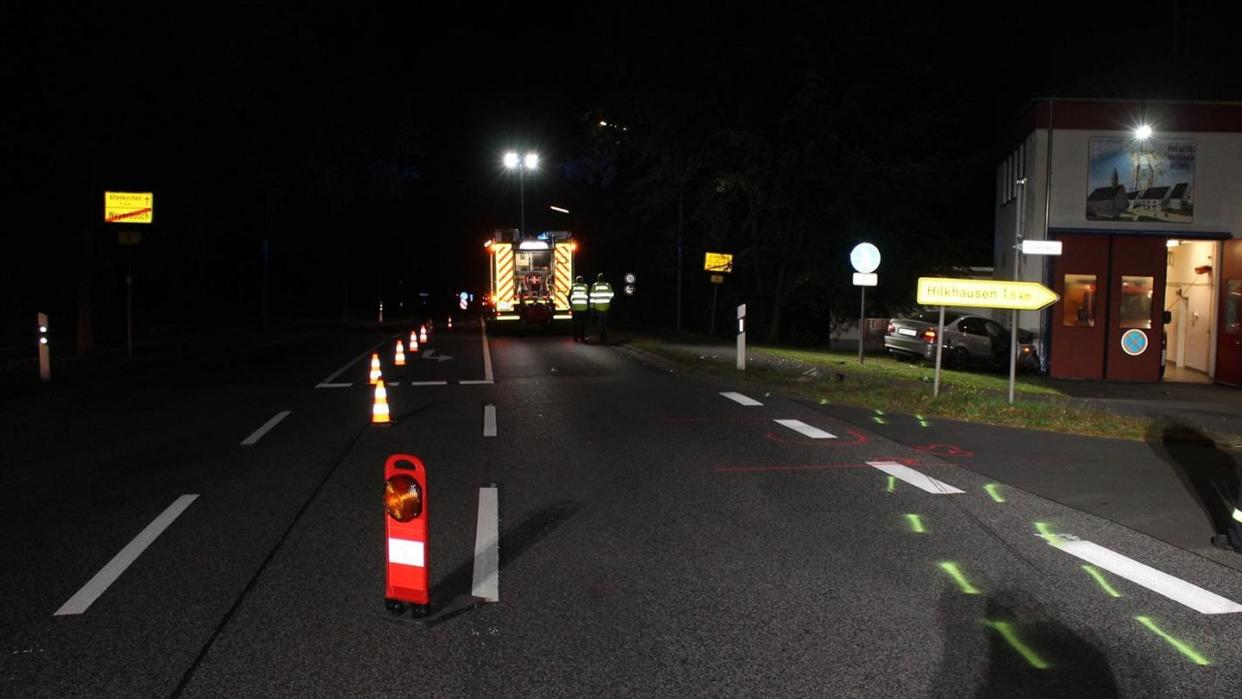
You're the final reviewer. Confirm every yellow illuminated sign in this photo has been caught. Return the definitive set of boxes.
[916,277,1059,311]
[105,192,153,224]
[704,252,733,273]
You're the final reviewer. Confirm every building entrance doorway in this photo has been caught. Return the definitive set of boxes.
[1162,240,1216,383]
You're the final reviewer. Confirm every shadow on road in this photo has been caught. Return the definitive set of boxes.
[1146,422,1239,540]
[429,500,581,616]
[931,587,1129,697]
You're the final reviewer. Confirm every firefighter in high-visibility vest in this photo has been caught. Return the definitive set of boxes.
[589,273,615,344]
[568,275,591,342]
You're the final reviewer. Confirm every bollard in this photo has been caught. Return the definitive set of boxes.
[36,312,50,383]
[737,304,747,371]
[384,454,430,617]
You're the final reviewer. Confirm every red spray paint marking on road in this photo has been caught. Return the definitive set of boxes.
[913,444,974,458]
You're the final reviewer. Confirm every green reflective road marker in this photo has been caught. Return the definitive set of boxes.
[1034,521,1065,547]
[938,561,981,594]
[874,409,885,415]
[1081,565,1122,598]
[918,420,932,428]
[984,483,1006,503]
[872,416,890,425]
[886,475,896,494]
[1135,616,1211,666]
[985,621,1050,670]
[904,513,927,533]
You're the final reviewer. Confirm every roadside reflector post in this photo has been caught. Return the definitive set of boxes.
[36,312,50,383]
[737,304,747,371]
[933,305,946,397]
[384,454,430,617]
[378,301,384,324]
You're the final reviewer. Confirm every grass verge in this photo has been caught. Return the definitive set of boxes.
[630,338,1155,441]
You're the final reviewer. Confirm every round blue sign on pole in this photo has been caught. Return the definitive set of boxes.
[1120,329,1149,356]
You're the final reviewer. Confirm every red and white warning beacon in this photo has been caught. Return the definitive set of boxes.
[384,454,430,617]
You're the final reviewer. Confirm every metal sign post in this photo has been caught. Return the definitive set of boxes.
[933,306,945,397]
[737,304,747,370]
[850,243,881,366]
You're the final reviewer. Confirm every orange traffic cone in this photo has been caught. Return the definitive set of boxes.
[419,326,428,344]
[395,340,406,366]
[369,353,382,385]
[372,379,392,425]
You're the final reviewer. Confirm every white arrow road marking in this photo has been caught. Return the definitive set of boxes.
[422,348,454,363]
[472,486,500,602]
[720,391,763,406]
[240,410,292,446]
[866,461,964,494]
[483,404,497,437]
[55,495,199,615]
[774,419,836,439]
[1053,540,1242,615]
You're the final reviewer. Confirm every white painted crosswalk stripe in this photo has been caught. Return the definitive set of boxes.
[1053,540,1242,615]
[720,392,762,406]
[866,461,964,494]
[774,419,836,439]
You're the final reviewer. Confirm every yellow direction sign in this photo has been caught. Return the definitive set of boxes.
[916,277,1059,311]
[704,252,733,273]
[105,191,153,224]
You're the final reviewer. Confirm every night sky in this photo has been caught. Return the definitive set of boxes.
[4,2,1241,350]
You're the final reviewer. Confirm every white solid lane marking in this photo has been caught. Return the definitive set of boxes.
[55,495,199,615]
[483,404,497,437]
[240,410,292,446]
[1055,540,1242,615]
[407,380,448,386]
[774,419,836,439]
[318,340,386,386]
[721,391,763,406]
[460,380,495,385]
[472,486,500,602]
[867,461,964,494]
[481,320,494,382]
[315,383,353,389]
[387,538,425,567]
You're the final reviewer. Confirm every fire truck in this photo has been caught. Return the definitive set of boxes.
[484,229,576,327]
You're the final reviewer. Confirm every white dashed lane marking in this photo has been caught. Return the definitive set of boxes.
[1053,539,1242,615]
[472,486,500,602]
[774,419,836,439]
[483,404,497,437]
[240,410,292,446]
[866,461,964,494]
[55,495,199,615]
[720,392,763,406]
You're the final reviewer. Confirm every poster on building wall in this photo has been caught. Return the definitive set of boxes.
[1086,136,1196,223]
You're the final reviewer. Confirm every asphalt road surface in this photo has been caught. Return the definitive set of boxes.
[4,319,1242,696]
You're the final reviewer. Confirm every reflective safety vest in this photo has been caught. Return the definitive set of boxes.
[590,281,615,312]
[569,283,590,312]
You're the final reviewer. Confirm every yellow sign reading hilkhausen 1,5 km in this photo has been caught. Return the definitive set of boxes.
[917,277,1059,311]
